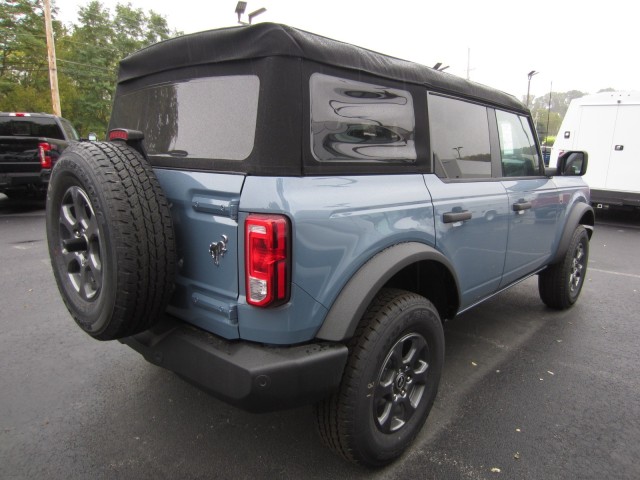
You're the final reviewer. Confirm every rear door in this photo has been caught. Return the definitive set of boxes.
[576,105,617,191]
[426,93,509,309]
[155,170,245,339]
[605,104,640,192]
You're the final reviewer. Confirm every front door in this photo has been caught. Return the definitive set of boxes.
[494,110,560,286]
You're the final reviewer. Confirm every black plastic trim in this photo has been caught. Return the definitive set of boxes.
[550,202,594,264]
[120,316,348,413]
[316,242,460,342]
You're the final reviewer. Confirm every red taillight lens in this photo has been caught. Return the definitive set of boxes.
[108,129,129,141]
[245,214,290,307]
[39,142,52,168]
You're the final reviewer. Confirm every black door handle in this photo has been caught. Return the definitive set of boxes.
[443,210,472,223]
[513,201,532,212]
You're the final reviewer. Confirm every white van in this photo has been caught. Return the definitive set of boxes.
[551,91,640,208]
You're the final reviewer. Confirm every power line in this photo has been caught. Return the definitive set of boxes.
[56,58,113,71]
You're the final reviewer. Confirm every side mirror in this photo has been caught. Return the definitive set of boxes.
[87,132,98,142]
[549,150,588,176]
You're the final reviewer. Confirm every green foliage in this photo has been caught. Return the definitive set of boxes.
[529,90,588,140]
[0,0,180,137]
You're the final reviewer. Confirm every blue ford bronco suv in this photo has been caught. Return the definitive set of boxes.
[46,24,593,466]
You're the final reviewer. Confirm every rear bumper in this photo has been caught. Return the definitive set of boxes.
[120,317,348,412]
[0,171,48,191]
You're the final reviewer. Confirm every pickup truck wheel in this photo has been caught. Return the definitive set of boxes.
[46,141,176,340]
[538,225,589,309]
[314,288,444,467]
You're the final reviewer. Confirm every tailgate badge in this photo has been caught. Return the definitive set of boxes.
[209,235,228,266]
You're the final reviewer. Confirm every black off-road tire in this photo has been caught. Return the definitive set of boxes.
[538,225,589,309]
[314,288,445,467]
[46,141,176,340]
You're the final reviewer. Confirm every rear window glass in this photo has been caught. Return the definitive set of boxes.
[0,117,65,139]
[110,75,260,161]
[310,73,416,163]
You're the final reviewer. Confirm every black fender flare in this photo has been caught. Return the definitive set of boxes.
[550,202,594,265]
[315,242,460,342]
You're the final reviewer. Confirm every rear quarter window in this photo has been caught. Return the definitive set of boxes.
[110,75,260,161]
[310,73,417,163]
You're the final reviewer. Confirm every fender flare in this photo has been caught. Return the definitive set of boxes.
[315,242,460,342]
[550,202,594,265]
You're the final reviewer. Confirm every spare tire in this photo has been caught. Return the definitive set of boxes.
[46,141,176,340]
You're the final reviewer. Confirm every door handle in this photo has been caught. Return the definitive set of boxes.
[443,210,472,223]
[512,201,532,212]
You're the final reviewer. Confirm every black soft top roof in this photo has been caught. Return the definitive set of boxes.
[118,23,526,114]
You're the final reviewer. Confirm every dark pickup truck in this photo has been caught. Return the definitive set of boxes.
[0,112,79,198]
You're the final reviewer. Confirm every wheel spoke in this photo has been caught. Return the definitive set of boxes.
[79,261,100,300]
[376,400,393,432]
[59,204,78,237]
[88,258,102,292]
[71,187,89,229]
[410,360,429,384]
[403,336,427,369]
[389,341,405,368]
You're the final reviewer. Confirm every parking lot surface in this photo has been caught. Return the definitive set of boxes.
[1,195,639,479]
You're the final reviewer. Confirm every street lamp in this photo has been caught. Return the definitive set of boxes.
[526,70,538,109]
[235,2,267,24]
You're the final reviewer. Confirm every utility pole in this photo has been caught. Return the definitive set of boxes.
[43,0,61,116]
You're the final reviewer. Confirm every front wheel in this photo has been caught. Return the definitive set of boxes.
[538,225,589,309]
[315,288,445,467]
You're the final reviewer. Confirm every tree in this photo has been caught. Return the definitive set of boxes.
[63,2,179,137]
[0,0,179,137]
[0,0,66,111]
[529,90,587,143]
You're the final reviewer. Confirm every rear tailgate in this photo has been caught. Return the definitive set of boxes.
[0,137,40,180]
[155,169,245,339]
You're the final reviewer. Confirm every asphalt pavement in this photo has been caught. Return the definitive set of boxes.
[1,195,639,479]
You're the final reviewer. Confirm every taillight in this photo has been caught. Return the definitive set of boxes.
[39,142,52,168]
[108,129,129,141]
[108,128,144,141]
[245,214,290,307]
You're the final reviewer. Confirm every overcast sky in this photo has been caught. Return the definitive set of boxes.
[53,0,638,101]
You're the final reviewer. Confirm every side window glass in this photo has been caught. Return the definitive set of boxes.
[310,73,416,163]
[496,110,541,177]
[428,94,491,179]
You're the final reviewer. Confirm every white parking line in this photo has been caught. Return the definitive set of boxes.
[590,268,640,280]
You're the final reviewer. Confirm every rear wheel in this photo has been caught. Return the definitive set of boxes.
[315,288,445,467]
[46,141,176,340]
[538,225,589,309]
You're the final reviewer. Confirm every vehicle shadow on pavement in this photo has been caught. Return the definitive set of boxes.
[0,194,46,213]
[43,282,552,479]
